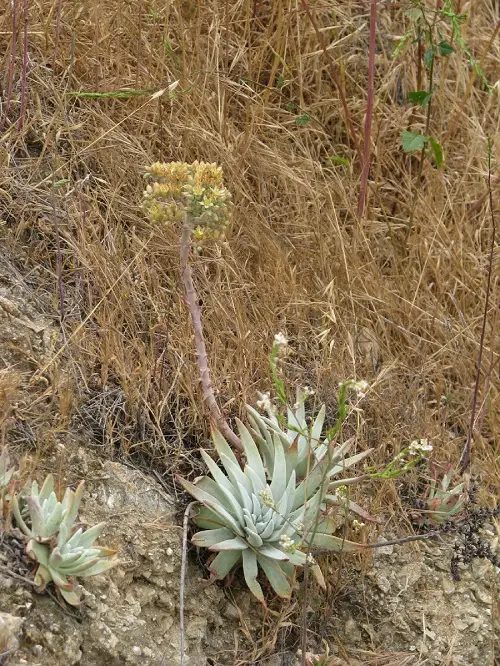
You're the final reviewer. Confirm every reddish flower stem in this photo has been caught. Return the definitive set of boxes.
[179,220,243,452]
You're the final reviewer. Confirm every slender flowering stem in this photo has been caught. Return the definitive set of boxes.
[459,139,496,473]
[179,217,243,452]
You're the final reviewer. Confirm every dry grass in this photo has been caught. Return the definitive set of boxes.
[0,0,498,663]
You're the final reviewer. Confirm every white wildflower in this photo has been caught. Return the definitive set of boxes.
[351,380,369,398]
[409,438,433,456]
[279,535,296,553]
[336,484,348,500]
[274,332,288,347]
[306,553,316,565]
[256,391,274,414]
[351,519,365,532]
[302,386,315,398]
[273,332,289,357]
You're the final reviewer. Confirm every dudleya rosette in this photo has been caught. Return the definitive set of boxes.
[12,474,117,605]
[247,388,376,521]
[414,462,466,526]
[178,416,369,603]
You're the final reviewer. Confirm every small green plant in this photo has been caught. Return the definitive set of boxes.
[178,417,369,603]
[26,523,117,606]
[396,1,491,168]
[367,437,433,480]
[413,462,465,526]
[10,473,117,605]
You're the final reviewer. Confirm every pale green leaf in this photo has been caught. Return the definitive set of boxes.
[209,550,242,579]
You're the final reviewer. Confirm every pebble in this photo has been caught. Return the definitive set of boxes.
[132,645,142,655]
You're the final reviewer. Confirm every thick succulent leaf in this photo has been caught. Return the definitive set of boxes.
[177,476,244,536]
[311,563,326,589]
[34,563,52,587]
[270,433,287,501]
[245,465,266,496]
[219,454,253,498]
[436,482,463,501]
[258,518,278,541]
[43,502,64,538]
[27,497,47,538]
[242,548,264,603]
[310,405,326,444]
[60,482,84,536]
[48,547,64,568]
[61,557,100,575]
[59,587,82,606]
[301,489,324,530]
[257,545,289,560]
[27,540,50,567]
[292,441,337,510]
[440,464,453,492]
[309,533,366,552]
[246,407,275,474]
[68,522,106,549]
[38,474,55,502]
[327,475,366,490]
[328,449,372,477]
[244,526,263,548]
[287,549,307,565]
[279,469,296,519]
[197,476,244,523]
[193,505,227,530]
[200,450,239,497]
[211,427,241,470]
[250,408,290,449]
[346,499,380,523]
[285,436,299,480]
[209,537,248,551]
[209,549,242,579]
[236,419,267,485]
[49,567,73,590]
[192,527,235,548]
[77,558,118,577]
[11,493,31,537]
[257,554,291,598]
[278,559,296,579]
[56,550,86,568]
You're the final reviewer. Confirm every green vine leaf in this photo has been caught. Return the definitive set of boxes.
[408,90,434,106]
[428,136,444,167]
[401,130,427,153]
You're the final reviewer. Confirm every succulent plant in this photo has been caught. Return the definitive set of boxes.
[178,419,368,603]
[12,474,82,542]
[415,462,465,525]
[11,474,117,605]
[247,390,376,522]
[26,523,117,605]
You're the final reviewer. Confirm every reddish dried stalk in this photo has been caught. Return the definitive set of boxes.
[357,0,378,219]
[179,220,243,452]
[459,143,496,473]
